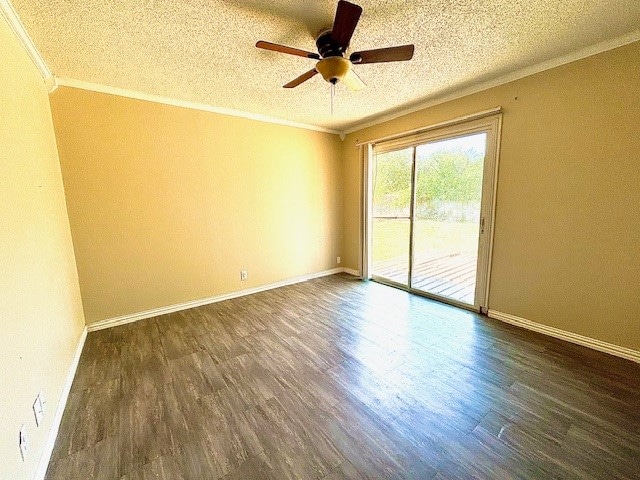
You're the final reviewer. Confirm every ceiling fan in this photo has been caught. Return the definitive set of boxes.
[256,0,414,91]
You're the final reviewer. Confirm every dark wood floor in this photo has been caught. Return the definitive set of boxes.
[46,274,640,479]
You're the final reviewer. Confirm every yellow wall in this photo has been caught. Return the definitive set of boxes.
[49,88,343,324]
[0,17,85,480]
[2,10,638,477]
[342,41,640,351]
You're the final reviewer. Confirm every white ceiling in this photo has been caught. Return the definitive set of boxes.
[10,0,640,131]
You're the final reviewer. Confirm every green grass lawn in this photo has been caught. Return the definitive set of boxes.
[372,218,479,262]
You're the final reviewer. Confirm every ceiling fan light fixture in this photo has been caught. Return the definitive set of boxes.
[316,56,352,84]
[256,1,415,90]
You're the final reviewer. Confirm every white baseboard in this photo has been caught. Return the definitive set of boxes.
[342,268,361,277]
[487,310,640,364]
[34,326,88,480]
[87,268,348,332]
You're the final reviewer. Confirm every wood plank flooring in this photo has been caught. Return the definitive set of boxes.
[46,274,640,479]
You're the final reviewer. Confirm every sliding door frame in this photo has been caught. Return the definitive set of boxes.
[361,110,502,312]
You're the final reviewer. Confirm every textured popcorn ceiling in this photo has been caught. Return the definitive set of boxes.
[11,0,640,131]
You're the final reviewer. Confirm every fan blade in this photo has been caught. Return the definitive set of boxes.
[342,68,365,91]
[350,45,415,64]
[284,69,319,88]
[256,41,320,60]
[332,0,362,52]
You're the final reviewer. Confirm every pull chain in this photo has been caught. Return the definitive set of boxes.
[330,83,335,115]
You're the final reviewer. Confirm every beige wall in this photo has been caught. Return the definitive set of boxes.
[0,17,85,480]
[49,88,343,324]
[342,42,640,351]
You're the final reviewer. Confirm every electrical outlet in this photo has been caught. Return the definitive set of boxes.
[19,425,28,461]
[336,256,341,264]
[33,392,45,427]
[240,270,248,281]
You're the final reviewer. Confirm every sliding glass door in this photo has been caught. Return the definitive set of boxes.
[367,115,500,310]
[411,133,486,305]
[370,147,413,287]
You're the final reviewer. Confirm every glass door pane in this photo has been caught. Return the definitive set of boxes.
[412,133,487,305]
[371,147,414,286]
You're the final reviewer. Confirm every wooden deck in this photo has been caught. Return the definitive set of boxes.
[372,251,477,304]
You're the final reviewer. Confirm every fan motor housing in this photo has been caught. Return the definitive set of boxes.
[316,29,344,58]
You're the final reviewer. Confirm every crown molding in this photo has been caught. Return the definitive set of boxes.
[0,0,55,92]
[44,75,58,93]
[4,0,635,138]
[54,77,341,135]
[342,29,640,135]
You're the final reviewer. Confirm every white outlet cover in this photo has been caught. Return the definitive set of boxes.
[33,394,44,427]
[19,425,28,461]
